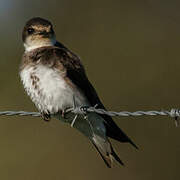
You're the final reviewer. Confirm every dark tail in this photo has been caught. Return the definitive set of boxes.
[91,136,124,168]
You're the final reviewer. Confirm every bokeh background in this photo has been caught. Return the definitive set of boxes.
[0,0,180,179]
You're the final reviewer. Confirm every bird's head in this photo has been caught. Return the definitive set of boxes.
[22,17,56,52]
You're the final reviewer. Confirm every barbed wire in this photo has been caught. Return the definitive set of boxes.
[0,106,179,126]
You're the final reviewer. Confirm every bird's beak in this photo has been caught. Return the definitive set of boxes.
[38,31,50,38]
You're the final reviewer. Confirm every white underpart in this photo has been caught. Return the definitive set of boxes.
[20,64,89,114]
[24,38,56,52]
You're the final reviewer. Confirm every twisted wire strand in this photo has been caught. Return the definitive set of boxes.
[0,111,41,117]
[0,107,179,121]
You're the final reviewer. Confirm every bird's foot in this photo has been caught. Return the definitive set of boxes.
[41,112,51,121]
[59,109,70,119]
[61,109,66,118]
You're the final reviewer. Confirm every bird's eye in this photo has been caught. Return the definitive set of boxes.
[27,28,34,34]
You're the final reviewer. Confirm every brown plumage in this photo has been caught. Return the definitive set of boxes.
[20,17,137,168]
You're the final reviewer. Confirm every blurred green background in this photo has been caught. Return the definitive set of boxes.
[0,0,180,179]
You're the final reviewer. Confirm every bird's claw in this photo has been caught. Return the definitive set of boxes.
[41,112,51,121]
[60,109,70,119]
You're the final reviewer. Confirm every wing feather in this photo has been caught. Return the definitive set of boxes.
[25,44,137,148]
[53,44,137,148]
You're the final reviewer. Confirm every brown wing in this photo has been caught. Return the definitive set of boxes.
[29,45,137,148]
[57,45,138,148]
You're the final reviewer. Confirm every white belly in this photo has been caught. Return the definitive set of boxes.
[20,64,89,114]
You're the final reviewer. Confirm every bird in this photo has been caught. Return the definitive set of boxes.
[19,17,137,168]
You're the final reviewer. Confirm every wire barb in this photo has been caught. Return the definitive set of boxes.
[71,114,78,127]
[170,109,180,127]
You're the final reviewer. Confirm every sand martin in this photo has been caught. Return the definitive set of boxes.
[20,17,137,168]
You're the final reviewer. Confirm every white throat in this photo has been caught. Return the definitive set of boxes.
[24,38,56,52]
